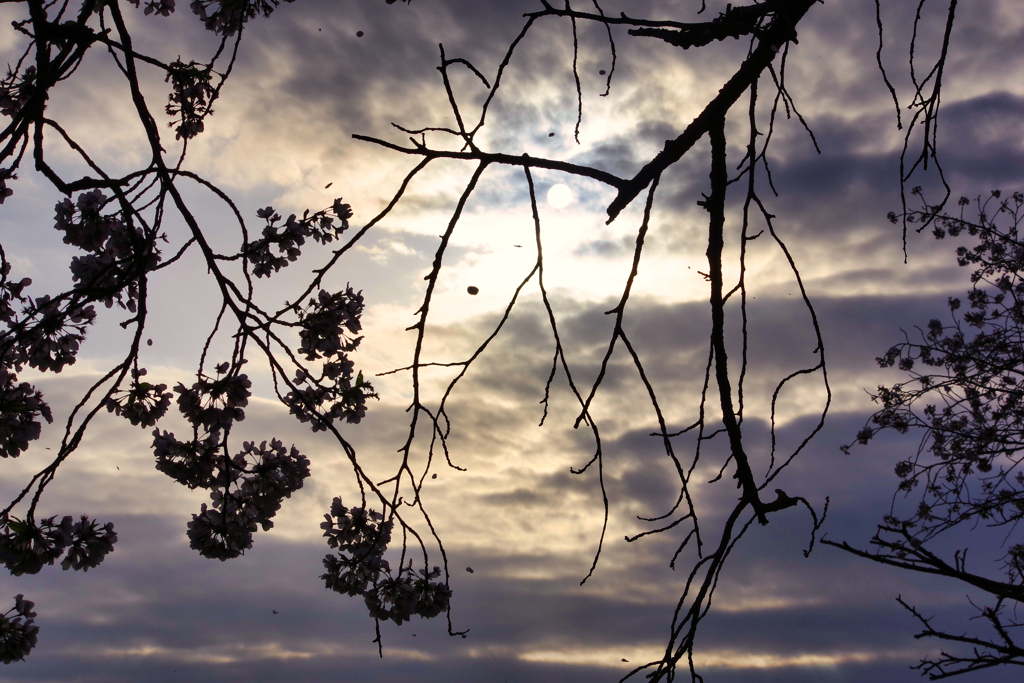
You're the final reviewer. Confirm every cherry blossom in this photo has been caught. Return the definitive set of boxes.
[320,498,451,624]
[105,368,172,428]
[0,595,38,664]
[152,429,221,489]
[59,517,118,571]
[0,515,72,576]
[245,200,352,278]
[164,60,214,140]
[0,369,52,458]
[174,370,251,432]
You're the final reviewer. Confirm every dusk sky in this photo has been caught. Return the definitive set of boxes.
[1,0,1023,681]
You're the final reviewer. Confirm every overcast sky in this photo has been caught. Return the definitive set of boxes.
[1,0,1024,681]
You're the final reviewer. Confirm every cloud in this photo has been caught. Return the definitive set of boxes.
[4,0,1024,681]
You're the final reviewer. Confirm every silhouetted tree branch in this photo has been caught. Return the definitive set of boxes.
[358,2,837,680]
[832,191,1024,678]
[0,0,452,663]
[0,0,983,677]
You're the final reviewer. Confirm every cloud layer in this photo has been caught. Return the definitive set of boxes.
[2,0,1024,681]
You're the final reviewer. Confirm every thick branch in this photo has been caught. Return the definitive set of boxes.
[606,0,817,222]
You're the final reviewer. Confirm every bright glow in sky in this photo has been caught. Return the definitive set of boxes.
[547,183,574,208]
[1,1,1023,682]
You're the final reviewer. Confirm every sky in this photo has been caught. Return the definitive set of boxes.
[1,0,1024,681]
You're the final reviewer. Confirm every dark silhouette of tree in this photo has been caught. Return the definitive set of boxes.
[0,0,446,664]
[0,0,983,679]
[353,0,965,680]
[828,190,1024,679]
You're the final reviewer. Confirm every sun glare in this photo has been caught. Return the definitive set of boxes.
[546,183,573,208]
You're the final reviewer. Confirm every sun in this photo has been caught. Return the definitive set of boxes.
[546,184,573,209]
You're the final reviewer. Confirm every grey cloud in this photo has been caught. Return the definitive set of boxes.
[419,288,965,434]
[940,92,1024,186]
[572,236,632,258]
[6,357,1011,683]
[9,412,1017,683]
[11,1,1024,681]
[478,486,548,507]
[571,120,685,181]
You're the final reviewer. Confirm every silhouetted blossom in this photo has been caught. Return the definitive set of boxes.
[0,66,35,119]
[298,288,363,360]
[853,191,1024,547]
[187,499,256,560]
[0,595,38,663]
[235,438,310,530]
[54,191,111,252]
[59,517,117,571]
[0,0,414,663]
[283,370,375,429]
[0,173,13,205]
[409,567,452,619]
[321,500,392,594]
[189,0,295,36]
[53,191,161,311]
[245,200,352,278]
[281,285,376,429]
[0,516,72,576]
[165,60,213,140]
[152,429,221,489]
[364,565,452,625]
[105,368,172,428]
[0,369,52,457]
[0,514,116,575]
[320,498,450,624]
[842,192,1024,677]
[321,499,391,554]
[169,435,309,560]
[12,296,95,373]
[144,0,176,16]
[174,369,250,432]
[0,266,30,325]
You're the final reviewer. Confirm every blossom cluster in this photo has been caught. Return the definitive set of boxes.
[0,198,127,421]
[164,59,214,140]
[298,287,363,360]
[55,191,119,252]
[9,295,95,373]
[365,565,452,624]
[152,429,220,489]
[189,0,296,36]
[151,362,310,560]
[0,262,81,458]
[54,190,161,312]
[187,499,256,560]
[0,262,31,324]
[0,369,53,458]
[246,199,352,278]
[284,369,375,429]
[105,368,172,428]
[854,191,1024,573]
[0,171,13,205]
[60,517,119,571]
[320,498,451,625]
[282,286,376,428]
[0,0,398,663]
[184,439,310,560]
[235,439,311,528]
[174,370,252,433]
[0,514,116,577]
[0,595,38,664]
[0,65,36,119]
